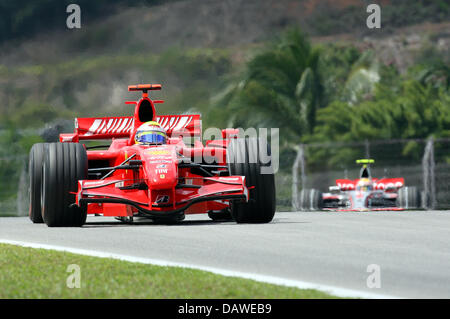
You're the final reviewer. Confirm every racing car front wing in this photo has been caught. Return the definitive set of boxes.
[74,176,248,218]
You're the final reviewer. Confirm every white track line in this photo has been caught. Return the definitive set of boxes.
[0,239,399,299]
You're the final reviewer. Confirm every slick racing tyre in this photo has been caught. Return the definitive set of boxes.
[29,143,49,223]
[227,137,276,223]
[41,143,88,227]
[396,186,421,209]
[299,189,323,211]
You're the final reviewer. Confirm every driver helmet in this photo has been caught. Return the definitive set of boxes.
[135,121,167,145]
[356,178,373,191]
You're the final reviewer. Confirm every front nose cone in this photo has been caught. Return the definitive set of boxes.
[141,146,178,190]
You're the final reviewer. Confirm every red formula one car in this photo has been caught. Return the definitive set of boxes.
[299,159,421,211]
[28,84,275,227]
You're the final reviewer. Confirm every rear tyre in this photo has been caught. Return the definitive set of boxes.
[299,189,323,211]
[227,137,276,223]
[396,186,421,209]
[41,143,88,227]
[28,143,49,223]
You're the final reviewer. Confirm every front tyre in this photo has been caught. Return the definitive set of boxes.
[227,137,276,223]
[41,143,88,227]
[29,143,49,223]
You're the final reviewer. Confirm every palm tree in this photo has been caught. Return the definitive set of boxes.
[219,28,324,143]
[417,61,450,91]
[341,50,380,105]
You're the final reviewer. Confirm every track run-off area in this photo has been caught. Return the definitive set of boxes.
[1,210,449,298]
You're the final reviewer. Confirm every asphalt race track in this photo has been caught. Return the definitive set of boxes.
[1,211,449,298]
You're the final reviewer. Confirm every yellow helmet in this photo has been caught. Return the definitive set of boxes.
[135,121,167,145]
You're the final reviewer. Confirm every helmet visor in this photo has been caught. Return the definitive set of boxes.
[136,132,167,144]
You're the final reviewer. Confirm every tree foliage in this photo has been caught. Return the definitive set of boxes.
[216,29,324,145]
[216,27,449,170]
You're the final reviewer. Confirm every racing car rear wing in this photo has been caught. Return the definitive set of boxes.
[336,178,405,191]
[60,114,202,142]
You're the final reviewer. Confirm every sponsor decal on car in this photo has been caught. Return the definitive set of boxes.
[337,180,404,191]
[337,183,355,190]
[155,195,170,204]
[373,181,403,189]
[149,160,173,164]
[146,149,170,155]
[149,156,173,160]
[83,181,109,187]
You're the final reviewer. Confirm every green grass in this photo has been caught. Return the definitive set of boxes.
[0,243,338,299]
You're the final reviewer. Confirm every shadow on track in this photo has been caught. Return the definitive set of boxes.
[83,216,309,228]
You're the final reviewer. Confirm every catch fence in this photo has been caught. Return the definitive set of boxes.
[275,137,450,211]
